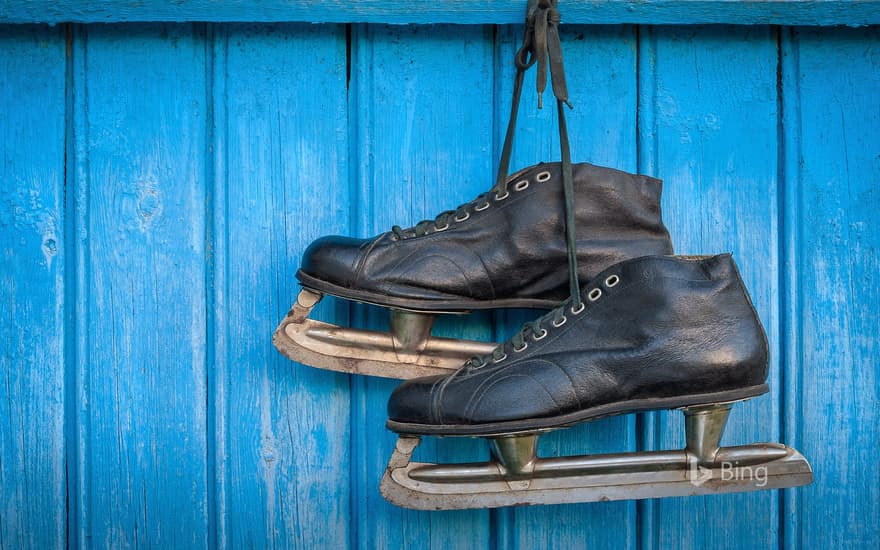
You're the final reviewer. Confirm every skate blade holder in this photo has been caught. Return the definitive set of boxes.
[273,289,498,379]
[380,403,813,510]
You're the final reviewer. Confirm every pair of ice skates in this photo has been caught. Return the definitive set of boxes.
[273,0,811,510]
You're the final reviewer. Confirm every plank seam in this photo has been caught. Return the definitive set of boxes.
[489,21,503,550]
[204,21,220,550]
[778,25,803,550]
[635,22,659,550]
[62,21,78,550]
[347,22,364,550]
[775,24,786,550]
[70,23,92,549]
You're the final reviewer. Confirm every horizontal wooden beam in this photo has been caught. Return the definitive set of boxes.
[1,1,879,26]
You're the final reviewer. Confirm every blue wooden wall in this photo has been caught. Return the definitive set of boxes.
[0,16,878,550]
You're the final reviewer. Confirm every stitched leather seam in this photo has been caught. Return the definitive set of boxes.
[352,236,383,287]
[463,361,565,418]
[463,372,563,419]
[546,358,582,410]
[429,375,447,424]
[382,253,475,299]
[458,243,495,300]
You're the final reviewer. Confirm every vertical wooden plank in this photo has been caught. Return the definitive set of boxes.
[206,23,224,550]
[0,24,67,550]
[783,26,880,550]
[493,25,640,550]
[350,24,495,549]
[646,26,782,549]
[220,23,352,548]
[78,24,210,547]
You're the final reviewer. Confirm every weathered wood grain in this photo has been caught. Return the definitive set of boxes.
[76,24,211,547]
[2,1,879,25]
[219,22,353,548]
[782,26,880,550]
[0,16,877,550]
[645,25,783,550]
[0,24,67,550]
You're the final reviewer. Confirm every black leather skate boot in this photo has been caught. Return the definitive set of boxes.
[381,254,811,510]
[274,0,672,379]
[387,254,769,435]
[296,0,673,312]
[298,163,673,311]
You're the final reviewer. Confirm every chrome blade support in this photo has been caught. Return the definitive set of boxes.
[380,404,812,510]
[273,289,498,379]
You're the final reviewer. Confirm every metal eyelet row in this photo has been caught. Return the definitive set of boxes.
[581,274,620,300]
[408,172,556,238]
[434,208,471,233]
[516,273,619,353]
[493,353,508,364]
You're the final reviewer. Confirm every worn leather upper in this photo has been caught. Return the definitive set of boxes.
[387,254,769,430]
[298,162,673,309]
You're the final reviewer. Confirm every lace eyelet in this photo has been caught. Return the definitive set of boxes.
[570,302,585,315]
[536,171,552,182]
[434,223,449,232]
[475,202,490,211]
[455,212,470,222]
[605,274,620,288]
[513,180,529,192]
[533,329,548,341]
[588,288,602,301]
[493,353,508,363]
[552,316,567,327]
[513,342,528,352]
[494,191,510,201]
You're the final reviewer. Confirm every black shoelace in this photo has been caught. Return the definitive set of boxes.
[392,1,583,367]
[470,0,583,368]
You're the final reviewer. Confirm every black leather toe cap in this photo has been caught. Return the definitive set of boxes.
[387,375,447,424]
[298,235,369,288]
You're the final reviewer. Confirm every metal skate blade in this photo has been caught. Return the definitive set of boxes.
[273,289,498,379]
[380,436,813,510]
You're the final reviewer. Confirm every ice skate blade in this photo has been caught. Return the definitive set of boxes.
[380,436,813,510]
[273,289,498,379]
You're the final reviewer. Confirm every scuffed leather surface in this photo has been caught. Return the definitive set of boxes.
[387,254,769,426]
[298,162,673,305]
